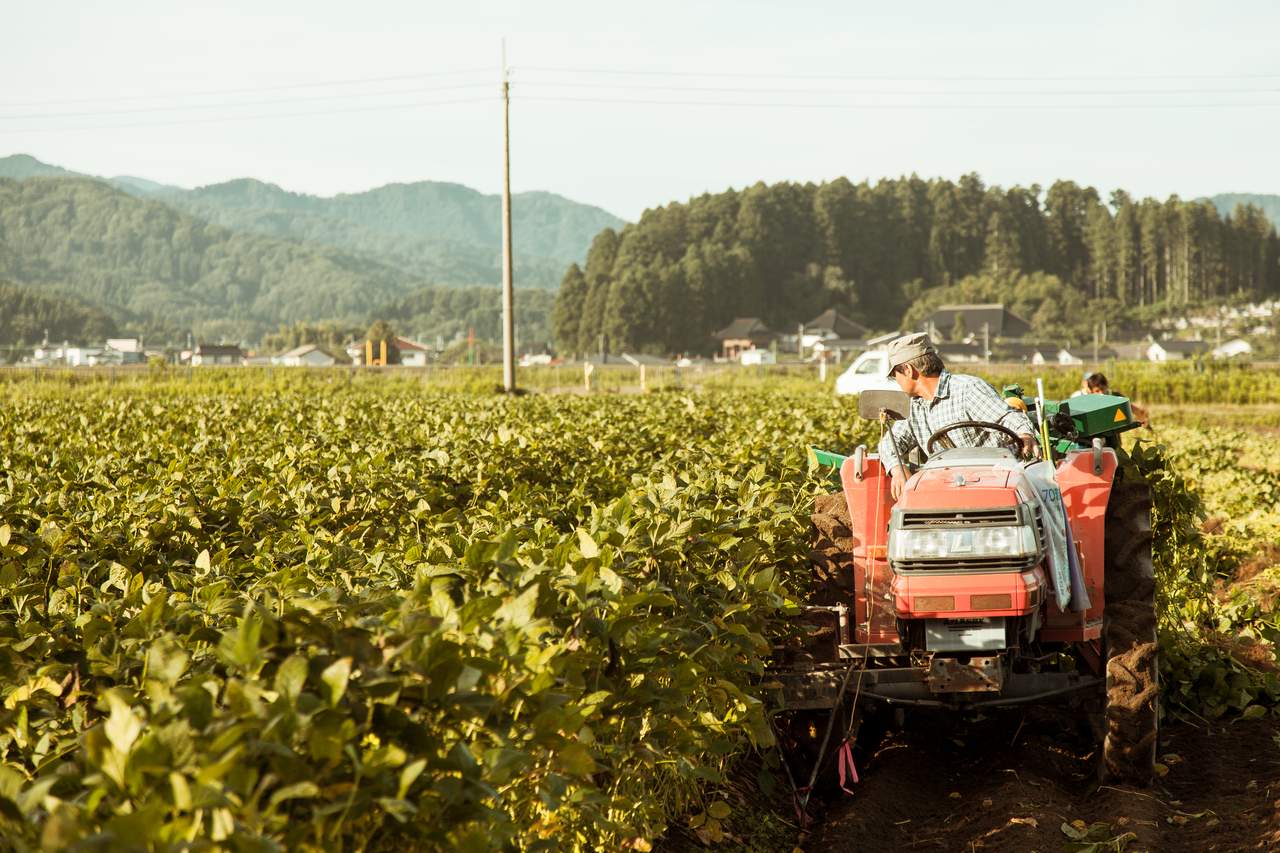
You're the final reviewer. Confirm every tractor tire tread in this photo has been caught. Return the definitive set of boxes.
[1102,475,1159,787]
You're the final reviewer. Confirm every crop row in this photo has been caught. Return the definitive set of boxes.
[6,359,1280,405]
[0,386,878,850]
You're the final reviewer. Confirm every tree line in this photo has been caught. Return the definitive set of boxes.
[0,281,118,345]
[551,175,1280,355]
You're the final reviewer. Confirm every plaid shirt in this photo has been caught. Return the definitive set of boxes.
[877,371,1036,472]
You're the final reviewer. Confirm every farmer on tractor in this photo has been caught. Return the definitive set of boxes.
[878,333,1039,501]
[778,339,1158,793]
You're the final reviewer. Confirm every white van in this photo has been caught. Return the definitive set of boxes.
[834,350,900,396]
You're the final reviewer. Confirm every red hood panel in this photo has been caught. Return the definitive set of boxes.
[901,466,1018,509]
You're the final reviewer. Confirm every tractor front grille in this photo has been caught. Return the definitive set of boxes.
[894,555,1036,573]
[900,507,1020,528]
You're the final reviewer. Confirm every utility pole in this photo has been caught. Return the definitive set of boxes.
[982,322,990,363]
[500,39,516,392]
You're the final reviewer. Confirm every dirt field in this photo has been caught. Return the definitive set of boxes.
[806,709,1280,852]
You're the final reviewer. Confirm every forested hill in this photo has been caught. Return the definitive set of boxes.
[0,178,419,341]
[0,154,625,290]
[0,154,79,180]
[553,176,1280,356]
[155,178,623,289]
[0,153,180,197]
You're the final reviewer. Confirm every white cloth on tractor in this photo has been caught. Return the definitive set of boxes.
[1013,461,1086,612]
[1065,513,1091,612]
[988,459,1085,611]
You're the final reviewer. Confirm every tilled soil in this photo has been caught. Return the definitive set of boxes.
[805,709,1280,852]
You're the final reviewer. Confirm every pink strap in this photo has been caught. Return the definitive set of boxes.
[837,740,860,794]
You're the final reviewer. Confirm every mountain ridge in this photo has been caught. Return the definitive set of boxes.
[1208,192,1280,227]
[0,176,421,341]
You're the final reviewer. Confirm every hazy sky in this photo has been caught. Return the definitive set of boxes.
[3,1,1277,219]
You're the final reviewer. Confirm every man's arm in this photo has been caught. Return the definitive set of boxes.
[965,379,1038,455]
[878,419,918,499]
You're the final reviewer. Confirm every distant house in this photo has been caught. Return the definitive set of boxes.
[801,308,869,348]
[395,337,433,367]
[713,318,776,360]
[1212,338,1253,360]
[105,338,145,364]
[191,344,244,366]
[1147,340,1209,362]
[65,346,106,367]
[275,344,339,367]
[929,304,1032,341]
[740,348,776,366]
[30,344,64,366]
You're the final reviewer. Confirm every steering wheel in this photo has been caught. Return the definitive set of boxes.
[926,420,1025,456]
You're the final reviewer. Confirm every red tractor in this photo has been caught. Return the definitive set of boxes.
[774,388,1158,785]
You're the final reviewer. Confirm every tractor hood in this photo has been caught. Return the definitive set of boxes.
[900,466,1018,510]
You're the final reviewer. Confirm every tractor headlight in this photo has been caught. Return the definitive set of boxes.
[890,525,1037,561]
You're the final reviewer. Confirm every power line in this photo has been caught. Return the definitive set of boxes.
[0,68,495,109]
[516,79,1280,97]
[0,83,493,121]
[0,96,496,135]
[517,65,1280,82]
[521,95,1280,110]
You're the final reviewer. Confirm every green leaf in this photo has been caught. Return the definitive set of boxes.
[577,528,599,559]
[217,609,263,673]
[268,781,319,811]
[321,657,352,707]
[555,742,596,777]
[169,772,192,811]
[707,801,731,820]
[104,692,144,756]
[496,584,539,627]
[146,637,190,686]
[274,655,309,701]
[3,675,62,709]
[398,759,427,800]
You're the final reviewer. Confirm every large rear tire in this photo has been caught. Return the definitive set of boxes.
[1101,476,1159,786]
